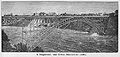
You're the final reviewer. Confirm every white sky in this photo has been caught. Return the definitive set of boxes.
[1,1,118,15]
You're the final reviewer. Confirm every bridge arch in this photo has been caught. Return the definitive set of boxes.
[53,17,102,33]
[27,17,107,34]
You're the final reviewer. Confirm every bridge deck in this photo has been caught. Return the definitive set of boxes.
[31,16,109,18]
[3,15,109,18]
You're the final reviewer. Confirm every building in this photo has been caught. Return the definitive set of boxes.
[47,12,57,16]
[39,12,46,16]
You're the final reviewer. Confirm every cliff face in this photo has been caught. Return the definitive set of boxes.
[106,10,118,36]
[2,30,9,41]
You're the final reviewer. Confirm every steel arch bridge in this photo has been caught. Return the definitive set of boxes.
[52,17,108,34]
[27,16,109,34]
